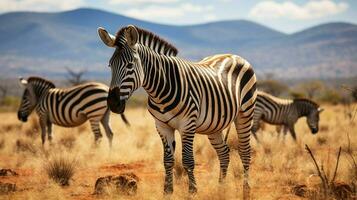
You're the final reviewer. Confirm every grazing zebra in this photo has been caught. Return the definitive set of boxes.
[251,91,323,141]
[97,25,257,196]
[17,77,129,147]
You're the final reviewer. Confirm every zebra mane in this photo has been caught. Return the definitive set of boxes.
[293,98,319,108]
[115,26,178,56]
[27,76,56,88]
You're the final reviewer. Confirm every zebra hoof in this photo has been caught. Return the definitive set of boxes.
[243,183,251,200]
[164,185,173,194]
[189,185,197,194]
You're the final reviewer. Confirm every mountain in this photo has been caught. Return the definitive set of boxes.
[0,8,356,79]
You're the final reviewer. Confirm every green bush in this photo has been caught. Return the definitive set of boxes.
[0,96,20,112]
[257,80,289,96]
[318,89,342,105]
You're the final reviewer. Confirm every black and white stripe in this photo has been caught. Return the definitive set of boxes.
[17,76,129,147]
[252,91,323,140]
[98,25,257,195]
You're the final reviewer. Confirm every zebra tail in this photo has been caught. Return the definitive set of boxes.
[120,114,130,127]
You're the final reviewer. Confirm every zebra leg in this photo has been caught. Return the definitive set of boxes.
[89,120,103,146]
[282,125,289,141]
[208,132,230,182]
[39,116,47,145]
[47,120,53,144]
[283,125,288,135]
[181,131,197,193]
[234,110,253,199]
[101,110,114,148]
[251,114,261,142]
[155,121,175,194]
[276,125,282,136]
[288,125,297,141]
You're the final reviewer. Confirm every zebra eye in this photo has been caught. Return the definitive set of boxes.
[127,63,134,68]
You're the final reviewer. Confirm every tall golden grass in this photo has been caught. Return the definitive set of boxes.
[0,103,355,199]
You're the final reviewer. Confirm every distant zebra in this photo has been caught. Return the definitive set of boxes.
[17,77,129,147]
[98,25,257,196]
[251,91,323,141]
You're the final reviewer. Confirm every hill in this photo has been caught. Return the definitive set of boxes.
[0,8,356,78]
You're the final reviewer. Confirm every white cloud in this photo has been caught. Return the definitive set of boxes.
[249,0,348,20]
[109,0,179,5]
[0,0,84,13]
[123,3,213,19]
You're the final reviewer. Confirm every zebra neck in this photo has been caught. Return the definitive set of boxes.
[138,46,175,103]
[295,101,313,117]
[32,84,52,101]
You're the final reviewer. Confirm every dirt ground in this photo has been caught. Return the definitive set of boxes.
[0,104,356,199]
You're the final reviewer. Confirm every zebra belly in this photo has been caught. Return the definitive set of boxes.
[195,110,238,134]
[49,111,88,127]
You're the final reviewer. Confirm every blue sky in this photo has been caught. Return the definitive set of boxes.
[0,0,356,33]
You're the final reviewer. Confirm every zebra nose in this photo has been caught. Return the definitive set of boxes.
[108,87,126,114]
[311,128,318,134]
[17,111,28,122]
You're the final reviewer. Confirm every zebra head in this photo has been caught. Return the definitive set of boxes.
[307,107,324,134]
[17,77,37,122]
[98,25,144,114]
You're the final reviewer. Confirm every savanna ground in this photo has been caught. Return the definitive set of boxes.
[0,104,356,200]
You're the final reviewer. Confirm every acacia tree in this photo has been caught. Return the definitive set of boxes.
[0,85,7,104]
[352,86,357,102]
[298,80,324,99]
[257,73,289,96]
[65,67,87,86]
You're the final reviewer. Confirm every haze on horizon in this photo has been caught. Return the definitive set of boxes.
[0,0,356,33]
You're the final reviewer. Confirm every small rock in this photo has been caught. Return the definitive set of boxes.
[0,182,16,195]
[94,172,139,196]
[0,169,18,176]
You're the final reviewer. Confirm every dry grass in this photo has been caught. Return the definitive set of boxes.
[45,156,77,186]
[0,104,355,199]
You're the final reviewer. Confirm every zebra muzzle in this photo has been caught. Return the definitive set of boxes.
[17,111,28,122]
[108,87,126,114]
[311,128,318,134]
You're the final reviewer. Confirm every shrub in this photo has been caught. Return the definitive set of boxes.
[318,89,342,105]
[45,156,76,186]
[0,96,20,112]
[15,139,37,155]
[257,79,289,96]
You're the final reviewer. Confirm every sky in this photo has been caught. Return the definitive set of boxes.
[0,0,356,33]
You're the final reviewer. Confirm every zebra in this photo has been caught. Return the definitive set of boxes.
[251,91,324,141]
[17,76,129,147]
[97,25,257,196]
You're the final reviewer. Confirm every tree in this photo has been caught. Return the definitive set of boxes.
[257,73,289,96]
[0,85,7,104]
[66,67,87,86]
[352,86,357,102]
[297,80,324,99]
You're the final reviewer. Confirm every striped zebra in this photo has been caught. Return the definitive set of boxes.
[98,25,257,196]
[251,91,323,141]
[17,77,129,147]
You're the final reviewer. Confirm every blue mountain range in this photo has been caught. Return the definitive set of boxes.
[0,8,356,78]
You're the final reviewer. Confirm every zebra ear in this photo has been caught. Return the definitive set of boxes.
[124,25,138,47]
[97,27,116,47]
[19,77,28,87]
[318,107,324,113]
